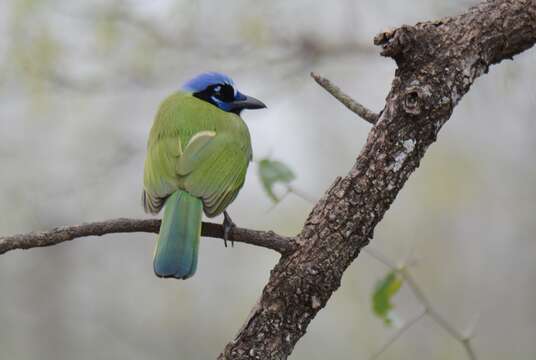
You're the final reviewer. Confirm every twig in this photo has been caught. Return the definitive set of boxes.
[363,247,399,269]
[463,339,477,360]
[400,269,469,344]
[310,72,379,124]
[365,247,478,360]
[287,185,317,204]
[0,218,296,255]
[370,308,426,360]
[405,280,477,360]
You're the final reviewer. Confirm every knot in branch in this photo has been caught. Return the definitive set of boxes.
[401,85,432,116]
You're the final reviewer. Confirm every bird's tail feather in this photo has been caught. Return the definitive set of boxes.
[153,189,202,279]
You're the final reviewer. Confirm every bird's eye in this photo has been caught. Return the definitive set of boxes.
[213,84,235,102]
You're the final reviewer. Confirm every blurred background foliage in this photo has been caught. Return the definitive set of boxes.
[1,0,535,359]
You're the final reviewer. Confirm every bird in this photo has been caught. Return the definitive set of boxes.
[142,72,266,279]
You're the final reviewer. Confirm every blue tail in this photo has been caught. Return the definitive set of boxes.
[153,190,202,279]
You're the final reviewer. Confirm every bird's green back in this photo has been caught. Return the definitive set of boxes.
[143,91,252,217]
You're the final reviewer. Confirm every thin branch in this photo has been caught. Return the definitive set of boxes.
[370,308,426,360]
[0,218,296,255]
[463,339,478,360]
[365,247,478,360]
[287,185,317,204]
[310,72,380,124]
[400,269,467,343]
[402,268,477,360]
[363,247,399,269]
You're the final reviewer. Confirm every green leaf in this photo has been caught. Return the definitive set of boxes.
[372,271,403,326]
[257,158,296,202]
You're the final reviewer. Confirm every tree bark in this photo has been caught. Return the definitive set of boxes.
[218,1,536,359]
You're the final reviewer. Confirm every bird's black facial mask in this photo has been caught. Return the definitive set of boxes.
[193,83,266,115]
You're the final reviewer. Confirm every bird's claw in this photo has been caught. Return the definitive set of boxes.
[223,211,236,247]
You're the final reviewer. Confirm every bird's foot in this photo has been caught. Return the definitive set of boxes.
[223,211,236,248]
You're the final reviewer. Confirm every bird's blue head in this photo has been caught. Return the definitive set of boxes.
[182,72,266,115]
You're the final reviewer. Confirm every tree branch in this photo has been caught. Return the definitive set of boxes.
[219,1,536,358]
[311,72,380,124]
[0,218,296,255]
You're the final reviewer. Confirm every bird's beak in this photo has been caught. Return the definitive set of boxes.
[231,92,267,111]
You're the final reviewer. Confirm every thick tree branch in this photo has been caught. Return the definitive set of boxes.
[0,218,296,255]
[311,72,380,124]
[219,1,536,359]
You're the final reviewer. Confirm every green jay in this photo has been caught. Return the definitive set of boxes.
[142,72,266,279]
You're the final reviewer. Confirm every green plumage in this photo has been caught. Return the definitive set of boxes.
[143,92,252,279]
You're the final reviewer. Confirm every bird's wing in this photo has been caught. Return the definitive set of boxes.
[143,93,196,213]
[180,132,251,217]
[176,130,216,175]
[143,133,183,214]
